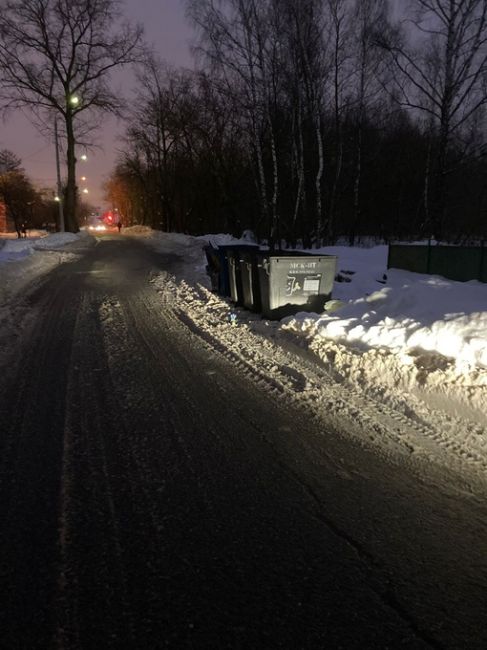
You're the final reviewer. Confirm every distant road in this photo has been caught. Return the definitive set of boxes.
[0,235,486,649]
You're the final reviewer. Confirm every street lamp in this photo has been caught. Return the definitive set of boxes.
[54,118,64,232]
[55,95,84,232]
[80,154,87,161]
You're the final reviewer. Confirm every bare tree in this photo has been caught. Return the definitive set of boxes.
[326,0,352,241]
[380,0,487,238]
[189,0,281,243]
[0,0,143,232]
[272,0,330,246]
[127,59,182,231]
[349,0,391,245]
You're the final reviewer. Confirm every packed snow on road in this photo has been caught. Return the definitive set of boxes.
[1,228,486,491]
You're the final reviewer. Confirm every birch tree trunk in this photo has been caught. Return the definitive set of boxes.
[380,0,487,240]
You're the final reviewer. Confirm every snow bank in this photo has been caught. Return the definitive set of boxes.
[150,256,487,485]
[143,233,487,429]
[279,247,487,370]
[284,271,487,369]
[275,244,487,423]
[33,231,82,250]
[0,232,88,293]
[0,232,95,368]
[1,227,486,477]
[122,225,153,237]
[0,231,87,263]
[0,237,37,261]
[123,228,252,284]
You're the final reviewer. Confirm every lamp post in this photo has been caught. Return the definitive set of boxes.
[79,155,88,193]
[63,93,82,232]
[57,94,89,232]
[54,118,65,232]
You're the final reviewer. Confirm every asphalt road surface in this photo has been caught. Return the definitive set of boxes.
[1,236,486,649]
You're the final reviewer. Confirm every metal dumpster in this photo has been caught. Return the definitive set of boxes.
[203,244,221,293]
[257,252,337,319]
[224,245,259,305]
[239,247,262,312]
[203,244,233,297]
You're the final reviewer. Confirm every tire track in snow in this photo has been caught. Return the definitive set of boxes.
[152,273,487,494]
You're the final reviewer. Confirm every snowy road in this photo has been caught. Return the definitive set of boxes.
[1,236,486,649]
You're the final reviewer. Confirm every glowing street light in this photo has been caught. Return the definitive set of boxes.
[81,176,87,181]
[69,95,79,106]
[80,154,87,161]
[82,188,89,194]
[54,119,64,231]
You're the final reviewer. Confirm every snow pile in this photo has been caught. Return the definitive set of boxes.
[122,225,153,237]
[150,258,487,485]
[33,231,82,250]
[144,235,486,374]
[0,237,37,261]
[124,228,247,283]
[273,245,487,420]
[0,232,86,298]
[138,234,487,428]
[138,233,486,374]
[0,231,86,262]
[284,269,487,369]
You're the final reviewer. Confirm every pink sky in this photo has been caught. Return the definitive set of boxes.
[0,0,193,210]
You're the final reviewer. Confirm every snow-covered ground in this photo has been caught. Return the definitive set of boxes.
[0,230,95,358]
[0,230,89,296]
[1,227,486,490]
[122,227,487,490]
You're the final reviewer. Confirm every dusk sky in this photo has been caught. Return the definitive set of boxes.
[0,0,194,210]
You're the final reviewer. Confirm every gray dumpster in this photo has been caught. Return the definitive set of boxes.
[257,253,337,319]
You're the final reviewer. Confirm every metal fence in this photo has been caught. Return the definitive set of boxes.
[387,241,487,283]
